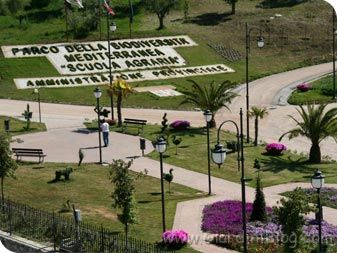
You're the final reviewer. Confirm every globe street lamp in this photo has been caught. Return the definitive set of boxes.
[203,110,213,195]
[311,170,325,253]
[246,23,265,143]
[34,88,41,123]
[155,137,167,233]
[211,108,248,253]
[107,14,117,120]
[94,87,103,164]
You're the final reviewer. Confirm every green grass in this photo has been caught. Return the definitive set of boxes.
[89,122,337,188]
[288,75,337,105]
[0,115,46,136]
[0,0,334,109]
[4,162,205,252]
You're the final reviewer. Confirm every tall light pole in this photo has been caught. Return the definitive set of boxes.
[311,170,325,253]
[203,110,213,195]
[155,137,167,233]
[107,14,117,120]
[211,108,248,253]
[245,23,265,143]
[94,87,103,164]
[333,9,336,100]
[34,88,41,123]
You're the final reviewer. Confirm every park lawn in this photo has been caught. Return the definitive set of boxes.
[0,115,46,136]
[0,0,334,109]
[4,162,205,252]
[288,75,336,105]
[89,122,337,188]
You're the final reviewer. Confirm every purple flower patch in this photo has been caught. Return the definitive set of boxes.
[170,120,190,130]
[296,82,311,92]
[201,200,272,235]
[265,143,287,156]
[162,230,188,249]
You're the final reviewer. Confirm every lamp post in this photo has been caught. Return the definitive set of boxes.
[94,87,103,164]
[107,14,117,120]
[245,23,265,143]
[311,170,325,253]
[211,108,248,253]
[34,88,41,123]
[203,110,213,195]
[155,137,167,233]
[333,9,336,100]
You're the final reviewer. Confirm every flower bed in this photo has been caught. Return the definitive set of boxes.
[170,120,190,130]
[201,200,272,235]
[162,230,188,249]
[283,187,337,209]
[296,82,311,92]
[265,142,287,156]
[202,200,337,252]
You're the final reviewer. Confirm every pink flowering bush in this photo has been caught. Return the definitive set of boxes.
[170,120,190,130]
[296,82,311,92]
[162,230,188,249]
[265,143,287,156]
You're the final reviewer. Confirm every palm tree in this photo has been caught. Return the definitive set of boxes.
[180,80,237,127]
[279,104,337,163]
[108,77,133,127]
[248,106,269,146]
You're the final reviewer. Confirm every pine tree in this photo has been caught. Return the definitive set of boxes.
[250,173,267,222]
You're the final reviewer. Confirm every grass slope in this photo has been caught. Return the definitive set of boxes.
[0,115,46,135]
[4,162,205,252]
[0,0,334,109]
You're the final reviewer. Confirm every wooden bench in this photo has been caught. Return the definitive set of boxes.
[12,148,46,163]
[122,118,147,135]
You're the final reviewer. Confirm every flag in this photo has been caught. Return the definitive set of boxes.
[66,0,84,8]
[129,0,134,23]
[102,0,115,15]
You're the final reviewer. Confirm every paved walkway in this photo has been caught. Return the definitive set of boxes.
[1,62,337,252]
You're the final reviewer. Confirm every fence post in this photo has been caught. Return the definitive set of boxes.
[100,224,104,252]
[52,211,56,252]
[8,201,12,235]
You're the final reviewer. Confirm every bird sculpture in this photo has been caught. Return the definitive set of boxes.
[171,135,182,155]
[164,169,174,194]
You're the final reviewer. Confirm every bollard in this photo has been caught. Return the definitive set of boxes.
[140,138,146,156]
[4,119,10,132]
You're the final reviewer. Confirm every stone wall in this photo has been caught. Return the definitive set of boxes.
[0,230,54,253]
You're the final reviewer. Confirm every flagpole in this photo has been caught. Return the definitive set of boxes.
[98,0,102,40]
[64,0,69,41]
[129,0,132,39]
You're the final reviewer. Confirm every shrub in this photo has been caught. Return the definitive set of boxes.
[162,230,188,249]
[296,82,311,92]
[170,120,190,130]
[265,142,287,156]
[250,175,267,222]
[321,86,334,96]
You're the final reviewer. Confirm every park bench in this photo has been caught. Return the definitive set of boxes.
[12,148,46,163]
[122,118,147,135]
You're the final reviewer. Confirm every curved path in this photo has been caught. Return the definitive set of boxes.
[1,62,337,252]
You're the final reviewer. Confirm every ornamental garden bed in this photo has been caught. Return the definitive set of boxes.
[288,76,337,105]
[282,187,337,209]
[201,200,337,252]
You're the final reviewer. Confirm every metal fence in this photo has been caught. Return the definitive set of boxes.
[0,198,172,253]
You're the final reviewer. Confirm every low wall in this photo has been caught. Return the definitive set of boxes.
[0,230,54,253]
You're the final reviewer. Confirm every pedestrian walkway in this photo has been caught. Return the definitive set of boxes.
[1,62,337,252]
